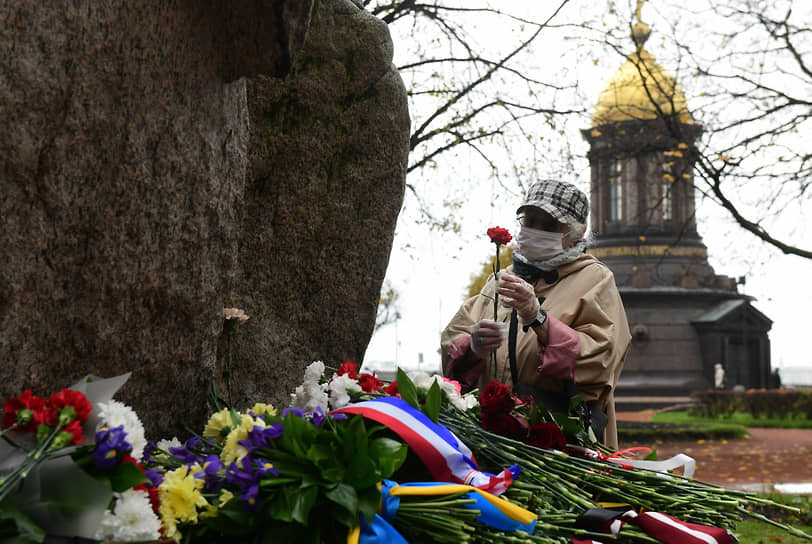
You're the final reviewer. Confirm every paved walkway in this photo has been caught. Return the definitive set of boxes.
[616,411,812,492]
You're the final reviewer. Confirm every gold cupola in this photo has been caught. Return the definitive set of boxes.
[591,3,693,127]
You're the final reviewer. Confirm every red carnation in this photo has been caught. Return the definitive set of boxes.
[48,389,93,426]
[487,226,512,246]
[384,381,398,396]
[527,422,567,451]
[337,361,359,380]
[479,380,515,415]
[3,390,47,432]
[482,412,525,441]
[358,373,384,393]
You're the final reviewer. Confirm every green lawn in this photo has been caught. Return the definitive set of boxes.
[651,410,812,429]
[735,519,812,543]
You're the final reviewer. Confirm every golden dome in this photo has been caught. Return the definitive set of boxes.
[591,28,693,127]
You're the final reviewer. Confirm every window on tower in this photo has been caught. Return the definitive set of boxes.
[608,159,623,221]
[662,160,674,221]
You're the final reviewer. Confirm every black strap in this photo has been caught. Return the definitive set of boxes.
[508,308,519,392]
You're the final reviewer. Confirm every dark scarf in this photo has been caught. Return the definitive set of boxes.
[512,255,558,284]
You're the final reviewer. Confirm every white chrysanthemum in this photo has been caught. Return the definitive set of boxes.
[97,400,147,460]
[157,437,182,451]
[304,360,326,383]
[290,382,329,412]
[94,489,161,541]
[328,374,360,410]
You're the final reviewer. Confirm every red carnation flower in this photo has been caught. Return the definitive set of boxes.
[527,421,567,451]
[479,380,515,415]
[384,381,398,396]
[48,389,93,426]
[487,226,512,246]
[482,412,525,441]
[3,390,47,432]
[358,373,384,393]
[337,361,359,380]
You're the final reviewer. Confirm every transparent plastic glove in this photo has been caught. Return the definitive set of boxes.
[470,319,506,360]
[497,272,540,324]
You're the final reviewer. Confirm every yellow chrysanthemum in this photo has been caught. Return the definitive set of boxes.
[203,408,234,443]
[220,414,264,465]
[158,465,209,539]
[250,402,277,418]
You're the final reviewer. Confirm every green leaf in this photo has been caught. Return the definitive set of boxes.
[106,461,150,492]
[347,454,380,489]
[291,485,319,524]
[644,448,659,461]
[425,380,442,423]
[342,416,368,461]
[268,485,296,522]
[396,367,420,410]
[369,437,408,477]
[324,482,358,515]
[357,485,382,524]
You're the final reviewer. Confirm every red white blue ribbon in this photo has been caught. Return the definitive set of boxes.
[572,508,739,544]
[332,397,519,495]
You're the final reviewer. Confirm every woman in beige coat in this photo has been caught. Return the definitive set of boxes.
[441,180,630,448]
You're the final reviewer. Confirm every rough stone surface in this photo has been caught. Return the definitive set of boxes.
[0,1,313,438]
[227,0,410,410]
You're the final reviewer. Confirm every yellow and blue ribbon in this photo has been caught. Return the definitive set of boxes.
[348,480,537,543]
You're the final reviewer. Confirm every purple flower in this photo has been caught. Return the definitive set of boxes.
[238,424,283,452]
[225,455,278,510]
[309,406,326,428]
[194,454,224,492]
[93,425,132,469]
[142,440,158,464]
[144,468,163,487]
[282,407,305,419]
[241,483,261,512]
[169,436,215,464]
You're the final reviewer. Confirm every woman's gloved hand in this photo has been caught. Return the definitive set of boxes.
[469,319,506,360]
[497,272,540,325]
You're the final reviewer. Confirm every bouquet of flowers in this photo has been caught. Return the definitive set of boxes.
[0,374,163,543]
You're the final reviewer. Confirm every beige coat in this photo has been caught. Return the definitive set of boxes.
[441,253,631,448]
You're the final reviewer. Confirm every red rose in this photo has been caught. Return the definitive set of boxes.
[487,226,512,246]
[479,380,515,415]
[3,390,47,432]
[527,422,566,451]
[48,389,92,425]
[384,381,398,396]
[358,373,384,393]
[337,361,359,380]
[482,412,525,441]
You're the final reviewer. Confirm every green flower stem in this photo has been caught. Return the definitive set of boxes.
[438,405,808,540]
[0,423,63,502]
[738,506,812,540]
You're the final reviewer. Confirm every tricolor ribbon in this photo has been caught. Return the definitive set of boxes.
[332,397,519,495]
[572,507,739,544]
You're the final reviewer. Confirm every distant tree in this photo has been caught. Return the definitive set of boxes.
[374,280,400,333]
[363,0,581,226]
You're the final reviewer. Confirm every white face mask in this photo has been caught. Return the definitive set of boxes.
[516,226,563,261]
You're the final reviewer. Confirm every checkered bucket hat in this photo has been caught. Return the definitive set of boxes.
[517,180,589,224]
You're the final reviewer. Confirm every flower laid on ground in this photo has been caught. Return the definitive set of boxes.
[0,374,162,542]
